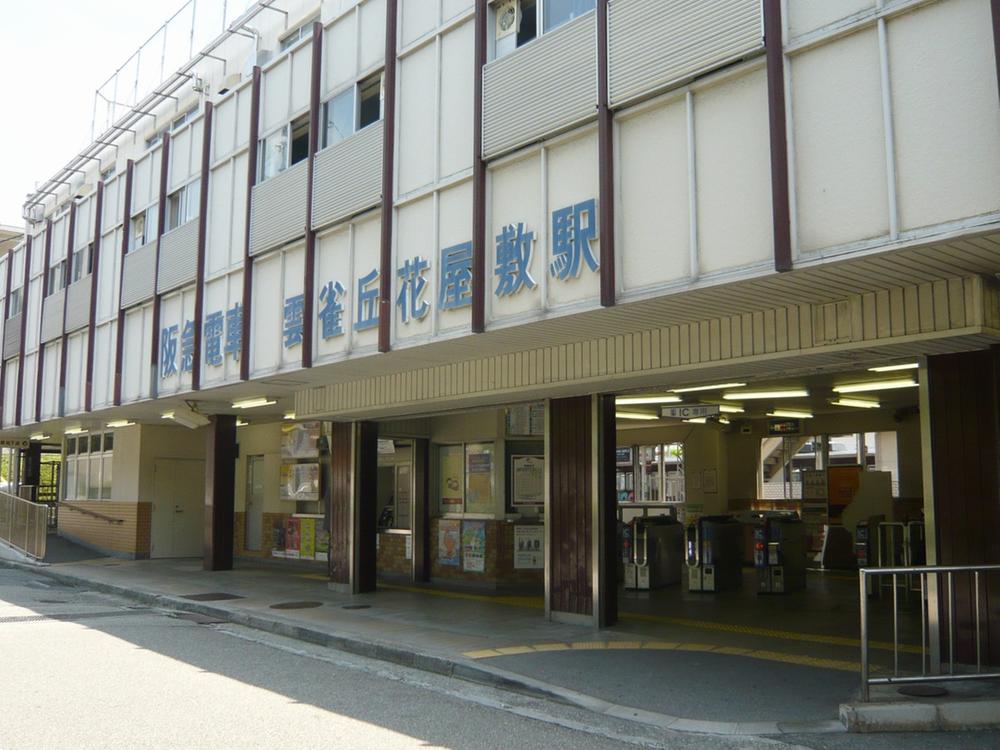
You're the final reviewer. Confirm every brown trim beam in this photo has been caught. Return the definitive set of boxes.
[471,0,487,334]
[992,0,1000,104]
[193,101,214,390]
[763,0,792,273]
[377,0,399,354]
[13,236,32,425]
[34,220,53,423]
[113,160,135,406]
[148,132,171,397]
[241,66,262,382]
[597,0,615,307]
[58,204,77,417]
[303,21,323,369]
[84,181,104,413]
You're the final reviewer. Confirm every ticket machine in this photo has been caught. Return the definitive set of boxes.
[624,516,683,590]
[754,516,807,594]
[686,516,742,592]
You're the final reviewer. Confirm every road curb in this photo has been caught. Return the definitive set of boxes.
[840,699,1000,732]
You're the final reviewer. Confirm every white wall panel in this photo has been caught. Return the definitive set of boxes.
[314,226,353,362]
[262,56,292,133]
[281,246,305,371]
[351,214,382,351]
[122,303,153,403]
[50,215,68,262]
[235,85,252,151]
[442,0,472,22]
[25,277,42,350]
[290,43,313,115]
[250,253,283,375]
[437,180,473,334]
[214,92,237,161]
[97,227,122,323]
[618,96,691,292]
[102,174,124,229]
[359,0,386,70]
[439,19,475,179]
[169,124,194,190]
[39,342,60,421]
[397,42,437,195]
[889,0,1000,230]
[792,28,887,252]
[93,320,116,409]
[21,352,36,423]
[64,331,88,415]
[393,196,435,342]
[156,287,196,396]
[201,270,243,387]
[3,361,17,428]
[787,0,875,40]
[324,9,359,96]
[694,68,772,274]
[74,195,95,250]
[401,0,436,47]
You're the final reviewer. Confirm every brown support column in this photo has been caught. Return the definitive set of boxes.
[114,160,135,406]
[377,0,399,353]
[204,414,237,571]
[241,67,262,382]
[597,0,615,308]
[328,420,379,593]
[991,0,1000,103]
[192,102,214,390]
[763,0,792,273]
[547,395,615,626]
[924,348,1000,666]
[149,133,171,398]
[303,21,323,369]
[411,437,430,582]
[471,0,487,334]
[84,181,104,412]
[58,204,76,416]
[34,221,53,422]
[14,235,33,425]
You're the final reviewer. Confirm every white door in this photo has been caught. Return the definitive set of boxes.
[151,458,205,558]
[245,455,265,551]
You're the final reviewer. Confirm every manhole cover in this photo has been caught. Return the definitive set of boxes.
[269,601,323,610]
[181,592,245,602]
[898,685,949,698]
[342,604,371,610]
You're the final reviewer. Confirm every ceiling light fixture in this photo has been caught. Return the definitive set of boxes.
[718,404,745,414]
[615,396,682,405]
[723,389,808,400]
[615,411,659,421]
[868,363,918,373]
[671,382,746,394]
[767,409,813,419]
[30,433,50,441]
[830,398,880,409]
[684,417,708,424]
[236,418,249,427]
[161,411,175,420]
[283,412,297,420]
[833,379,917,394]
[232,397,277,409]
[65,426,87,435]
[107,419,135,428]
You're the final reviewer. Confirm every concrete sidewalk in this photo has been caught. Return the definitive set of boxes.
[3,547,998,736]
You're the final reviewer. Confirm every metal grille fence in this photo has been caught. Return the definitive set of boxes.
[0,490,48,560]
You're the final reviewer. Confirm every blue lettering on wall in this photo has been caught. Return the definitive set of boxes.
[355,269,379,331]
[549,198,598,280]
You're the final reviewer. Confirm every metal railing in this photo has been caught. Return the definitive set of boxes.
[0,490,48,560]
[860,564,1000,701]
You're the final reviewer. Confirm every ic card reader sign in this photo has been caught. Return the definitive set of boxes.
[661,404,721,419]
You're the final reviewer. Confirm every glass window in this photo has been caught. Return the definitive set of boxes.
[104,432,114,452]
[64,461,76,500]
[167,190,183,230]
[101,456,113,499]
[259,127,289,181]
[185,180,200,222]
[88,456,101,499]
[71,245,91,283]
[518,0,538,45]
[323,88,355,148]
[91,433,103,453]
[543,0,595,33]
[7,288,22,318]
[66,437,76,456]
[289,115,310,166]
[358,73,383,130]
[76,459,88,498]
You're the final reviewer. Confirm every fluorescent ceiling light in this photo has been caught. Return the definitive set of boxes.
[868,363,918,373]
[724,389,808,400]
[671,382,746,394]
[831,398,880,409]
[236,418,249,427]
[107,420,135,428]
[718,417,730,425]
[30,433,50,441]
[684,417,708,424]
[833,379,916,394]
[283,412,297,420]
[161,411,175,420]
[615,396,681,405]
[718,404,745,414]
[616,411,658,421]
[767,409,813,419]
[232,397,277,410]
[65,426,87,435]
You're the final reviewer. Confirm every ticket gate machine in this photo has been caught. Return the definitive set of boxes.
[754,516,807,594]
[686,516,742,592]
[624,516,683,590]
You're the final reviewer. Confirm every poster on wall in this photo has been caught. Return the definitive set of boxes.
[315,528,330,562]
[465,443,494,514]
[511,455,544,506]
[439,445,465,508]
[299,517,316,559]
[462,521,487,573]
[280,462,320,502]
[281,421,321,459]
[514,525,544,569]
[506,403,545,437]
[438,519,461,567]
[271,521,286,557]
[395,464,412,530]
[284,518,301,559]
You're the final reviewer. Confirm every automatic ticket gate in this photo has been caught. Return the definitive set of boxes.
[624,516,683,590]
[686,515,742,592]
[754,516,807,594]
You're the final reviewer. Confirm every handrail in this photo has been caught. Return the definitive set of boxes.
[0,491,48,560]
[859,564,1000,701]
[57,502,125,525]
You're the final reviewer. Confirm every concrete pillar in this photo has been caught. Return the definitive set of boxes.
[328,421,378,594]
[204,415,236,571]
[546,395,617,627]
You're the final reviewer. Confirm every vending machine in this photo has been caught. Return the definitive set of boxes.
[754,516,807,594]
[624,516,683,590]
[686,516,742,592]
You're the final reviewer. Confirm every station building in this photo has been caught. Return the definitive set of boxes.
[1,0,999,667]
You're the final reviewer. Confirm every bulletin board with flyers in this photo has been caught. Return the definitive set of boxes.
[280,421,322,503]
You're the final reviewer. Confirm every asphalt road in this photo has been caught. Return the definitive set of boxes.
[1,565,998,750]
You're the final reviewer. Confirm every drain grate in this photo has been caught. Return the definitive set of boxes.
[342,604,371,610]
[269,601,323,610]
[181,592,245,602]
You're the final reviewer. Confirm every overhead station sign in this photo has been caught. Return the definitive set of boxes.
[660,404,720,420]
